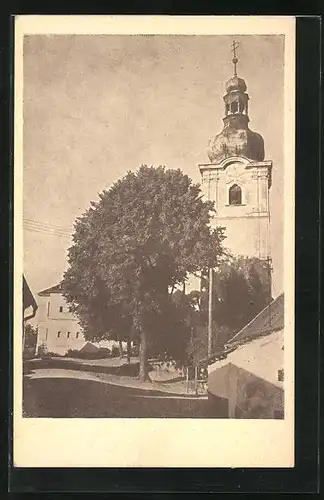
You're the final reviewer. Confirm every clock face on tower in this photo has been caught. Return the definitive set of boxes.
[226,162,245,181]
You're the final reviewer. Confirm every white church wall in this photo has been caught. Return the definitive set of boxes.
[200,158,271,261]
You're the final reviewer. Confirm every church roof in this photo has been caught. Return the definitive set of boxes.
[225,75,247,93]
[227,293,284,347]
[204,293,284,367]
[38,282,63,296]
[207,43,265,164]
[207,125,265,164]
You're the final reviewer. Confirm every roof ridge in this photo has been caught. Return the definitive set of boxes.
[228,292,284,344]
[38,282,63,296]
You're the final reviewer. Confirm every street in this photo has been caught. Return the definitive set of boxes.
[23,376,212,418]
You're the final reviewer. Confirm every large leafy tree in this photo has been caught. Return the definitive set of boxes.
[63,165,226,380]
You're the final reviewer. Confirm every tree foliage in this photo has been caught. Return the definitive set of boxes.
[200,256,272,350]
[24,323,38,349]
[63,165,226,380]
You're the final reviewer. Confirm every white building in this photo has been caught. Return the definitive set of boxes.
[35,283,86,356]
[35,282,129,356]
[208,293,284,419]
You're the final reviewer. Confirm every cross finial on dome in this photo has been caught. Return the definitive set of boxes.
[231,40,239,76]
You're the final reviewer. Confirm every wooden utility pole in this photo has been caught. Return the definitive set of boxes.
[208,266,213,359]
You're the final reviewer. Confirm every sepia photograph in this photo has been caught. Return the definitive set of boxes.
[14,16,295,468]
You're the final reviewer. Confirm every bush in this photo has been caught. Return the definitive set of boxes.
[36,344,62,358]
[131,345,139,357]
[36,343,47,358]
[65,349,81,358]
[65,347,111,359]
[23,347,36,360]
[24,324,38,349]
[110,346,120,358]
[99,347,111,357]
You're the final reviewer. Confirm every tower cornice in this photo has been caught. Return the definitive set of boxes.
[198,157,272,174]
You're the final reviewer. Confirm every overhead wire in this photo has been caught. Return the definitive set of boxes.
[23,217,73,232]
[24,226,72,238]
[23,218,73,238]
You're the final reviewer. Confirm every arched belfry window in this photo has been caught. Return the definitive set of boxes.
[229,184,242,205]
[239,98,245,113]
[231,101,238,114]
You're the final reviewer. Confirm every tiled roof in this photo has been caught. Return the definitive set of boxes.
[227,293,284,346]
[38,282,63,296]
[23,275,38,311]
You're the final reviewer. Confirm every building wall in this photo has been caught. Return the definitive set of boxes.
[235,365,284,419]
[208,329,284,419]
[229,329,284,387]
[200,157,271,260]
[36,292,85,355]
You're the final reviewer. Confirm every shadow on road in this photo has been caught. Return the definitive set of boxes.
[23,377,213,418]
[24,358,148,378]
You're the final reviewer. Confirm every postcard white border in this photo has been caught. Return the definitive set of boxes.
[14,15,295,468]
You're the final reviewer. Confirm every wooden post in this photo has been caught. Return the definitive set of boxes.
[208,267,213,360]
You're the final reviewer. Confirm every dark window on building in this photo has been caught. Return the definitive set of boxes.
[47,301,50,316]
[67,332,70,339]
[229,184,242,205]
[76,332,79,339]
[45,328,48,340]
[57,331,61,338]
[277,369,284,382]
[59,306,63,312]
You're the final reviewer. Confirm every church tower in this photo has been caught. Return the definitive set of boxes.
[199,42,272,265]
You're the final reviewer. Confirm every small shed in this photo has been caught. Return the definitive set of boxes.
[79,342,100,354]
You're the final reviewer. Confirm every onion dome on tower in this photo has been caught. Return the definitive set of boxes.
[207,41,265,164]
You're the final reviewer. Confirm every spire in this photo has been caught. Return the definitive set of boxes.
[231,40,239,76]
[206,41,265,163]
[223,41,248,122]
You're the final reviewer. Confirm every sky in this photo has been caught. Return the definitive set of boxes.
[23,34,284,297]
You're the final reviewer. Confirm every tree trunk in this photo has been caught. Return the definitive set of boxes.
[119,339,123,359]
[126,339,131,364]
[139,328,149,382]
